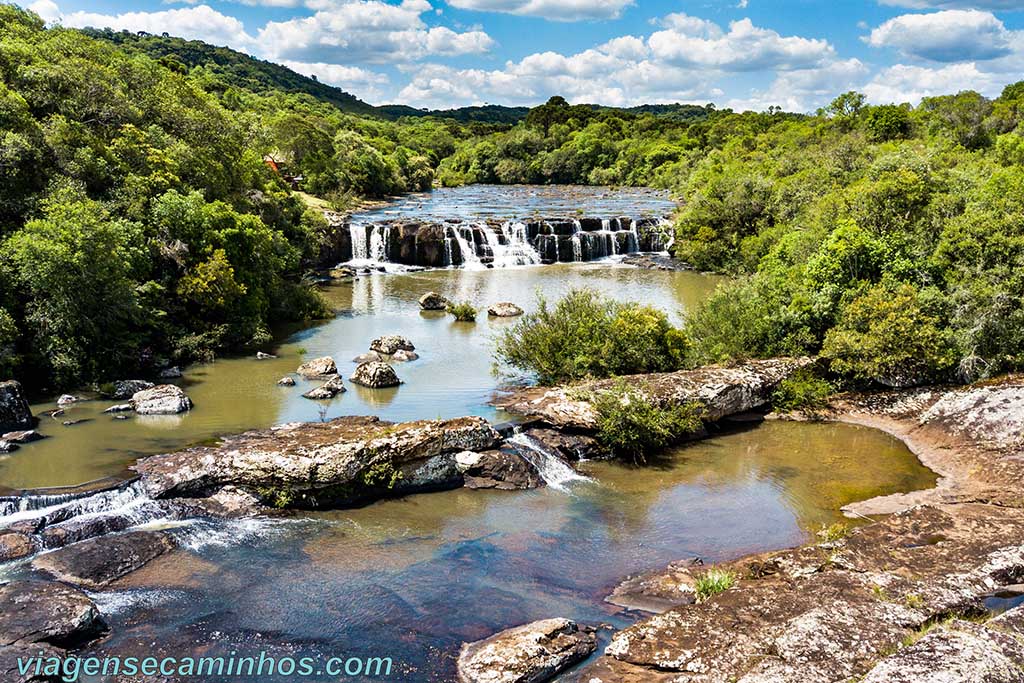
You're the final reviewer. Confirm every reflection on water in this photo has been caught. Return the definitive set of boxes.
[83,421,934,682]
[3,264,721,490]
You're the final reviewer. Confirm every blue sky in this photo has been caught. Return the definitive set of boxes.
[19,0,1024,110]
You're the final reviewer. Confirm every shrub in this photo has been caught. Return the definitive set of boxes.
[771,368,834,413]
[591,380,704,464]
[495,289,688,384]
[694,569,736,602]
[446,301,477,322]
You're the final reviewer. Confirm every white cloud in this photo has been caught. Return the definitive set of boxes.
[60,5,256,47]
[862,62,1005,103]
[728,58,869,112]
[879,0,1024,9]
[866,9,1014,61]
[444,0,633,22]
[280,60,390,102]
[26,0,60,22]
[258,0,494,64]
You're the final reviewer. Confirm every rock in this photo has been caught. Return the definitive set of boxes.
[370,335,415,354]
[110,379,154,400]
[487,302,524,317]
[457,449,542,490]
[130,385,193,415]
[605,558,703,613]
[0,441,17,453]
[0,532,37,561]
[114,414,130,421]
[31,531,175,589]
[296,356,338,378]
[621,253,692,271]
[102,404,133,414]
[303,376,347,400]
[329,266,356,279]
[0,381,33,432]
[391,349,419,362]
[519,428,607,461]
[0,580,106,647]
[0,642,64,683]
[0,430,42,444]
[495,357,815,431]
[350,362,402,388]
[458,618,597,683]
[353,351,385,363]
[56,394,79,407]
[132,416,502,507]
[61,419,87,427]
[158,366,183,379]
[256,351,276,360]
[277,377,296,387]
[419,291,448,310]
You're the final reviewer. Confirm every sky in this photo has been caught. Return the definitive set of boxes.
[17,0,1024,111]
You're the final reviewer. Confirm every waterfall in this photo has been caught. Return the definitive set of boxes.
[626,219,640,253]
[0,480,155,529]
[448,226,486,270]
[349,224,368,261]
[508,433,593,493]
[369,225,388,262]
[478,221,541,267]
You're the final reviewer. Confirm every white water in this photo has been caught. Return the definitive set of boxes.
[448,226,487,270]
[509,433,593,493]
[481,221,542,267]
[0,480,153,526]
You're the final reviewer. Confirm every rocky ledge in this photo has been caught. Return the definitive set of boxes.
[458,618,597,683]
[494,357,814,431]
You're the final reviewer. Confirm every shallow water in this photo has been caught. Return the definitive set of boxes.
[5,263,720,490]
[76,421,934,682]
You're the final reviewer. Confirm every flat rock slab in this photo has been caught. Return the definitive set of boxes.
[494,357,814,430]
[0,581,106,647]
[0,532,37,561]
[32,531,175,589]
[458,618,597,683]
[0,642,64,683]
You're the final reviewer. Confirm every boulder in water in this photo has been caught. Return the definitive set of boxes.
[130,385,193,415]
[277,377,296,387]
[353,351,385,363]
[0,381,32,432]
[350,362,402,388]
[103,404,133,414]
[419,291,448,310]
[57,394,80,407]
[0,441,17,454]
[0,580,106,646]
[370,335,415,354]
[1,430,43,444]
[487,302,524,317]
[457,450,542,490]
[31,531,176,589]
[158,366,183,379]
[297,356,338,378]
[303,376,347,400]
[0,532,36,561]
[256,351,276,360]
[457,618,597,683]
[109,379,154,400]
[391,349,419,362]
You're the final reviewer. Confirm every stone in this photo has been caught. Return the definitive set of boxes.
[103,404,133,414]
[256,351,276,360]
[110,380,154,400]
[158,366,183,379]
[350,362,402,388]
[0,381,33,432]
[0,581,106,647]
[458,618,597,683]
[0,430,42,444]
[457,449,542,490]
[487,302,524,317]
[0,532,36,561]
[296,356,338,378]
[132,416,502,507]
[419,291,448,310]
[130,385,193,415]
[391,349,419,362]
[605,558,703,613]
[31,531,175,589]
[277,377,296,387]
[519,428,607,461]
[0,642,64,683]
[303,376,346,400]
[353,351,385,363]
[0,441,17,453]
[370,335,415,354]
[56,394,79,407]
[329,266,356,279]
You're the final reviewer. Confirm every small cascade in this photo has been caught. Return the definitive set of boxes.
[626,218,641,253]
[349,224,368,261]
[448,226,486,270]
[0,480,155,529]
[495,221,542,266]
[369,224,388,262]
[508,433,593,493]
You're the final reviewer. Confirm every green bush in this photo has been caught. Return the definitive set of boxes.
[694,569,736,602]
[495,289,689,384]
[446,301,477,322]
[771,368,834,413]
[591,380,704,464]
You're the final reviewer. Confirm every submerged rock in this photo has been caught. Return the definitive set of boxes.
[353,351,385,363]
[419,291,448,310]
[297,356,338,378]
[158,366,183,379]
[110,379,154,400]
[303,376,347,400]
[350,362,402,388]
[487,302,524,317]
[370,335,415,354]
[391,349,419,362]
[457,449,542,490]
[0,580,106,647]
[103,404,133,414]
[31,530,176,589]
[277,377,297,387]
[130,385,193,415]
[458,618,597,683]
[0,381,33,432]
[605,558,703,613]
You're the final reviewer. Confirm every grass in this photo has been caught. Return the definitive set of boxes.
[446,301,477,322]
[818,522,850,542]
[694,569,736,602]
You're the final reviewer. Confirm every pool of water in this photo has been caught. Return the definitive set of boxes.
[74,420,934,682]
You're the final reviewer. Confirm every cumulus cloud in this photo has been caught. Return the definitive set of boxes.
[728,58,869,111]
[862,62,1006,103]
[879,0,1023,8]
[445,0,634,22]
[26,0,59,22]
[258,0,494,64]
[866,9,1014,61]
[61,4,256,48]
